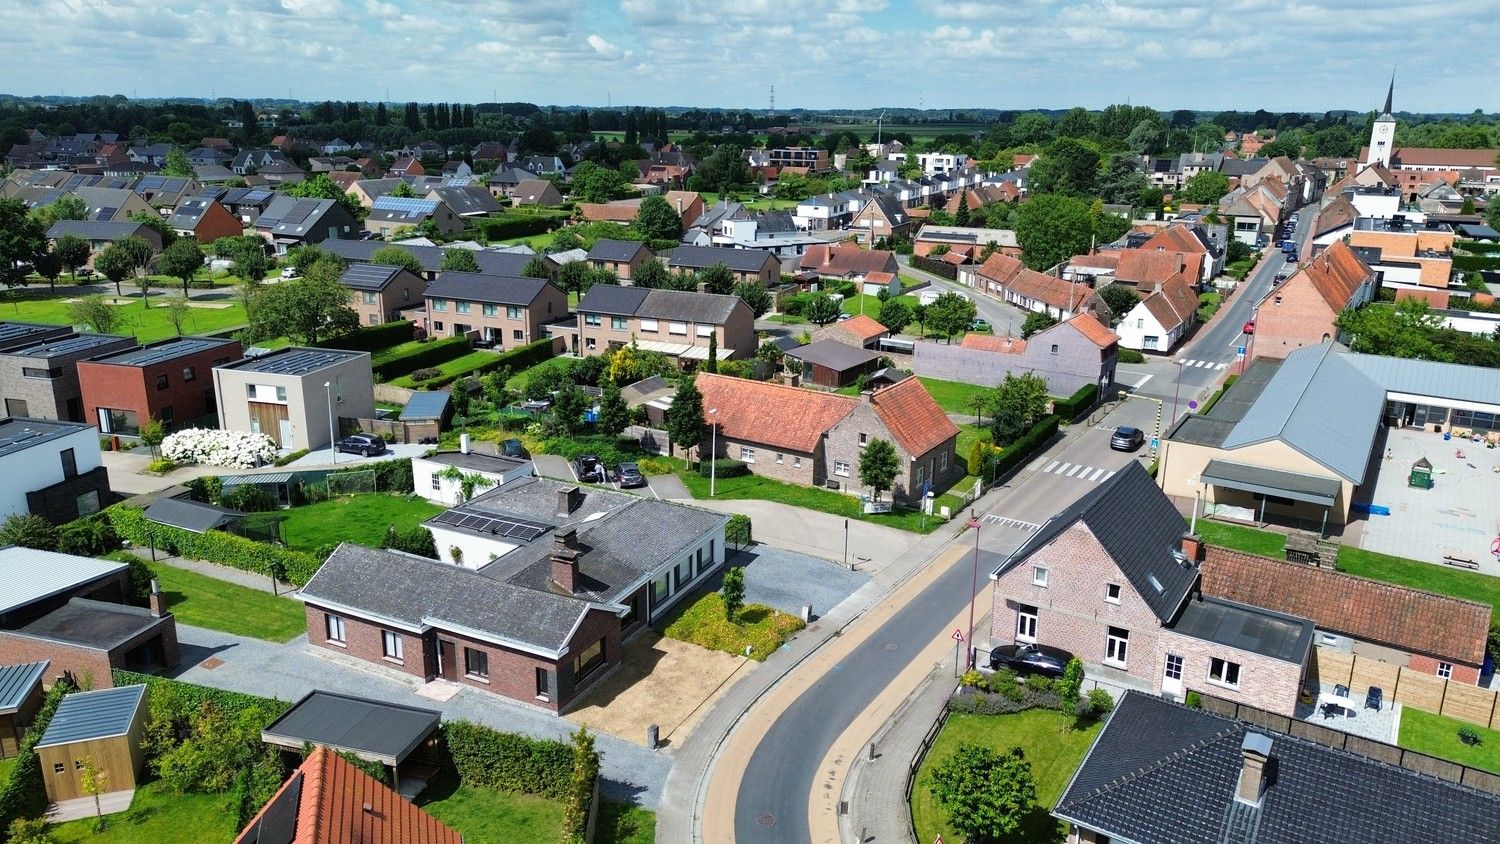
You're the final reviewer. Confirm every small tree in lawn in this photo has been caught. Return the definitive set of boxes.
[597,377,629,436]
[158,237,204,296]
[80,755,107,832]
[929,744,1037,843]
[926,292,978,342]
[163,295,191,335]
[720,565,745,621]
[858,437,900,501]
[734,281,772,318]
[34,249,63,293]
[965,390,989,425]
[804,294,842,326]
[139,418,166,457]
[666,376,707,464]
[54,233,92,280]
[94,242,135,297]
[69,295,120,334]
[990,372,1050,446]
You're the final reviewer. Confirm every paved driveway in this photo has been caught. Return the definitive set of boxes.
[282,441,430,470]
[703,545,869,620]
[170,624,671,807]
[683,498,919,572]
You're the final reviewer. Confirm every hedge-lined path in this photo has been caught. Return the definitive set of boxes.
[168,623,672,807]
[124,547,293,594]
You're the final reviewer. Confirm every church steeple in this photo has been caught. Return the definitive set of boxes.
[1380,73,1394,119]
[1367,74,1397,168]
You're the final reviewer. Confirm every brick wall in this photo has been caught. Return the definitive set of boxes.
[305,604,429,682]
[0,635,115,690]
[712,433,822,488]
[1253,277,1340,359]
[1410,653,1482,685]
[1160,629,1304,716]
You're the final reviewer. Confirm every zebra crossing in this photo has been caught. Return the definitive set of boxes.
[982,514,1041,532]
[1177,358,1229,370]
[1040,460,1116,483]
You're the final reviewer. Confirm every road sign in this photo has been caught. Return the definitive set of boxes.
[1236,345,1246,356]
[1188,400,1199,410]
[951,629,965,642]
[1150,438,1160,449]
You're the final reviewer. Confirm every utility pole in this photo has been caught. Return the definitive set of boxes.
[769,84,775,121]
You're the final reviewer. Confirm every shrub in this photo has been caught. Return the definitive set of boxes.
[328,457,413,493]
[415,338,557,389]
[105,504,322,586]
[1185,690,1202,708]
[161,428,277,468]
[698,458,750,478]
[1117,348,1145,364]
[219,485,278,513]
[563,728,599,844]
[58,515,119,558]
[409,366,442,382]
[986,415,1060,480]
[959,670,988,689]
[910,254,958,279]
[988,670,1025,703]
[382,525,437,558]
[539,434,647,468]
[1024,673,1054,694]
[476,214,562,241]
[273,448,310,467]
[0,514,60,551]
[1087,688,1115,714]
[442,721,575,800]
[0,681,73,834]
[1051,383,1097,422]
[1057,658,1084,714]
[145,457,176,473]
[373,337,471,380]
[727,513,752,547]
[316,320,413,352]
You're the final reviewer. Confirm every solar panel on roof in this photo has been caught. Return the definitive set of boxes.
[247,349,351,375]
[374,197,439,213]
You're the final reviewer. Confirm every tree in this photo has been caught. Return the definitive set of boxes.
[965,391,989,426]
[926,293,979,342]
[54,233,92,280]
[1335,299,1448,360]
[127,211,176,249]
[990,372,1050,445]
[569,161,629,203]
[557,260,590,296]
[284,173,365,221]
[697,262,736,295]
[0,513,61,550]
[162,295,192,336]
[1021,311,1058,338]
[94,241,137,297]
[246,257,357,344]
[878,298,914,334]
[32,194,87,226]
[631,258,671,289]
[34,250,63,292]
[1095,155,1149,205]
[6,817,55,844]
[1097,285,1140,323]
[69,295,120,334]
[138,418,166,457]
[597,377,629,436]
[636,195,683,241]
[1014,194,1094,271]
[80,755,108,832]
[521,256,553,279]
[162,146,194,177]
[858,437,900,501]
[389,181,418,199]
[720,565,745,621]
[805,294,842,326]
[929,744,1037,843]
[0,198,46,287]
[158,237,204,296]
[734,281,772,318]
[1025,137,1099,197]
[230,240,271,284]
[440,248,480,273]
[667,376,708,461]
[369,245,423,275]
[1487,196,1500,231]
[285,244,328,277]
[114,234,154,282]
[549,385,589,436]
[703,332,718,374]
[1181,170,1231,204]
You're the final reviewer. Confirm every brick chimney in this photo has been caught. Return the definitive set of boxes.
[1236,733,1274,805]
[557,486,583,516]
[1181,533,1203,563]
[149,578,166,617]
[551,530,580,593]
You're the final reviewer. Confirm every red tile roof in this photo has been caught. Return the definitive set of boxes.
[1140,275,1199,332]
[1359,146,1500,169]
[799,244,899,277]
[696,372,856,452]
[960,334,1027,355]
[1267,240,1371,312]
[1113,250,1204,288]
[1062,313,1118,349]
[838,314,889,342]
[1200,546,1491,665]
[975,253,1097,311]
[579,203,640,222]
[235,747,461,844]
[1396,288,1451,309]
[1139,225,1209,256]
[868,376,961,457]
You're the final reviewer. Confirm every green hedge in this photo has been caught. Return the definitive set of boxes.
[1457,240,1500,255]
[105,504,323,586]
[112,670,287,723]
[727,513,752,547]
[987,415,1061,479]
[327,457,414,494]
[1117,348,1145,364]
[0,681,71,840]
[1051,383,1097,422]
[443,721,575,800]
[1453,254,1500,272]
[477,215,563,241]
[416,338,557,389]
[910,254,959,279]
[318,320,415,353]
[540,434,648,468]
[698,458,750,478]
[373,337,472,380]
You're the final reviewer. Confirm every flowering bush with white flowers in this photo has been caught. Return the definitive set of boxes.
[160,428,278,468]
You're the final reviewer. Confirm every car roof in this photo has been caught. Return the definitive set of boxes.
[1115,426,1140,434]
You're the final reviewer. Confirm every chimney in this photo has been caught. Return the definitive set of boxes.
[149,579,165,617]
[1236,733,1274,805]
[557,485,583,515]
[551,529,580,593]
[1180,533,1203,563]
[460,432,471,454]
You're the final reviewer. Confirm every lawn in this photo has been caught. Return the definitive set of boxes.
[840,292,919,317]
[1398,708,1500,774]
[146,558,306,642]
[0,286,248,343]
[277,493,445,551]
[417,771,569,843]
[389,349,503,387]
[597,802,656,844]
[912,709,1104,844]
[677,469,941,533]
[499,230,561,252]
[662,591,805,661]
[918,376,990,415]
[48,779,240,843]
[506,355,575,391]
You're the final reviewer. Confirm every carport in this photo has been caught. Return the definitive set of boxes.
[1200,459,1341,536]
[260,690,443,799]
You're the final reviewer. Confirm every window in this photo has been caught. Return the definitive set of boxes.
[650,571,670,606]
[362,291,377,305]
[775,453,784,464]
[584,314,602,326]
[536,666,550,699]
[575,638,606,679]
[21,367,61,379]
[640,318,659,332]
[696,325,714,338]
[513,329,524,341]
[1144,335,1160,348]
[1136,318,1145,329]
[833,460,851,477]
[858,432,868,447]
[156,374,169,391]
[938,451,948,470]
[668,322,688,335]
[1050,344,1059,354]
[433,321,444,332]
[98,408,140,435]
[1105,627,1129,667]
[75,759,84,770]
[464,647,489,679]
[585,338,597,351]
[1438,662,1454,679]
[793,456,802,468]
[507,306,523,320]
[382,630,403,661]
[4,398,28,417]
[455,301,471,314]
[1016,605,1038,642]
[182,366,197,383]
[1105,583,1121,603]
[369,313,380,324]
[324,613,346,644]
[1274,295,1283,305]
[432,299,447,312]
[1165,653,1183,680]
[739,446,755,463]
[482,303,497,317]
[75,490,100,516]
[610,316,628,330]
[59,448,77,479]
[53,763,64,774]
[1208,657,1241,688]
[1032,566,1048,587]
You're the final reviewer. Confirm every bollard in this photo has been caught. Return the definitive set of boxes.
[646,723,659,750]
[801,604,812,623]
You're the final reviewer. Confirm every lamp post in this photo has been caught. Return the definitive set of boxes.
[965,510,982,670]
[1171,359,1185,426]
[324,381,337,465]
[708,408,718,497]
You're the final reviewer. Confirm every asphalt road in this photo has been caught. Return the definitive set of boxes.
[730,400,1154,843]
[897,255,1025,336]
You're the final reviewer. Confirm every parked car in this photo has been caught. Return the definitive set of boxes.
[1109,426,1144,452]
[1243,319,1255,334]
[616,462,646,489]
[1286,250,1299,263]
[988,643,1073,678]
[335,433,387,457]
[575,453,603,483]
[970,319,991,331]
[500,438,526,459]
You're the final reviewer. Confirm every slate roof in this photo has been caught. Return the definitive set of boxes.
[992,462,1196,623]
[322,239,539,277]
[586,239,651,264]
[0,661,47,713]
[640,289,744,323]
[257,197,343,237]
[1201,546,1491,665]
[0,547,126,616]
[1056,691,1500,844]
[45,220,152,242]
[424,272,553,306]
[785,340,881,371]
[661,245,777,274]
[144,496,243,533]
[261,691,440,765]
[576,285,650,316]
[35,685,146,748]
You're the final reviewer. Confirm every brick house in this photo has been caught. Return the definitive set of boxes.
[78,337,242,435]
[694,373,961,501]
[660,245,780,286]
[1115,275,1200,353]
[423,272,567,348]
[961,252,1110,323]
[817,314,889,349]
[166,196,243,244]
[338,263,427,327]
[45,220,164,257]
[585,239,653,281]
[1252,240,1376,360]
[255,196,359,254]
[989,463,1313,716]
[570,286,755,362]
[0,333,137,421]
[798,244,900,291]
[849,195,913,245]
[324,239,545,282]
[913,313,1118,397]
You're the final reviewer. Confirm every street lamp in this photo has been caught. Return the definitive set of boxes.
[324,381,337,465]
[708,408,718,497]
[1171,359,1185,425]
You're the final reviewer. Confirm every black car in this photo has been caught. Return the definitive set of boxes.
[988,643,1073,678]
[616,462,646,489]
[500,438,526,459]
[575,453,603,483]
[1109,425,1145,452]
[335,433,387,457]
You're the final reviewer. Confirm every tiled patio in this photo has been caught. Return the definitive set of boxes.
[1293,682,1400,743]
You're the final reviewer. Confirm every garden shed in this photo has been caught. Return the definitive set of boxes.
[0,660,47,758]
[33,684,148,805]
[260,690,443,799]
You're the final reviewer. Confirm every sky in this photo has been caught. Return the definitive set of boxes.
[3,0,1497,113]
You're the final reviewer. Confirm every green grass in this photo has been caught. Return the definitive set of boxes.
[912,710,1104,844]
[1399,708,1500,773]
[389,349,504,387]
[1197,291,1222,322]
[765,313,806,324]
[146,559,307,642]
[277,493,445,551]
[662,592,805,661]
[596,802,657,844]
[0,286,248,343]
[416,771,569,843]
[840,292,919,317]
[0,755,14,784]
[1194,520,1290,558]
[500,230,561,251]
[917,376,989,415]
[677,470,941,533]
[48,779,240,843]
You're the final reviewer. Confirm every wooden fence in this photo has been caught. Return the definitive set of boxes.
[1311,649,1500,729]
[347,416,440,444]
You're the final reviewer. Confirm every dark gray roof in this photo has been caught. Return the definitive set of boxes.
[90,336,236,367]
[993,462,1195,623]
[1201,459,1343,507]
[785,339,881,371]
[144,496,243,533]
[0,419,95,460]
[576,284,650,316]
[166,197,218,229]
[257,196,345,237]
[18,598,163,649]
[299,544,592,655]
[34,685,146,748]
[2,333,134,360]
[323,239,539,276]
[430,185,501,216]
[586,239,651,264]
[1169,597,1313,663]
[219,346,364,375]
[45,219,151,241]
[1168,357,1280,447]
[424,271,554,306]
[640,289,744,323]
[661,244,777,273]
[400,390,451,421]
[0,661,47,712]
[620,374,674,405]
[0,322,73,351]
[338,263,405,291]
[261,690,440,765]
[1056,692,1500,843]
[425,450,529,474]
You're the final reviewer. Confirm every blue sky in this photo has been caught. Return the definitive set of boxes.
[3,0,1496,113]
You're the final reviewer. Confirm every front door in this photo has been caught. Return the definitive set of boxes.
[248,401,290,446]
[1162,653,1184,698]
[438,639,457,681]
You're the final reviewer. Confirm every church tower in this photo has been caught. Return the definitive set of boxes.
[1366,75,1396,168]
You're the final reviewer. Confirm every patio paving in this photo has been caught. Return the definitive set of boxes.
[1293,682,1400,743]
[1355,426,1500,575]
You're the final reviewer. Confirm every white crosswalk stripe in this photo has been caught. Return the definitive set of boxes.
[983,515,1041,532]
[1177,358,1229,370]
[1040,461,1116,483]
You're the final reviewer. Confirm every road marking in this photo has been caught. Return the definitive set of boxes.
[983,515,1040,531]
[1041,462,1116,483]
[1043,460,1060,473]
[1177,359,1228,370]
[1065,464,1084,477]
[1088,468,1106,481]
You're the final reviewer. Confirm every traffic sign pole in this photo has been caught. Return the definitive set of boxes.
[952,628,965,677]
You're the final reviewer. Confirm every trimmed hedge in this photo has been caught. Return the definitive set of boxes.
[416,337,557,389]
[443,720,575,800]
[987,415,1060,479]
[698,458,751,478]
[105,504,323,586]
[318,320,414,353]
[1453,254,1500,272]
[540,434,648,468]
[476,214,564,241]
[1051,383,1097,422]
[112,670,287,722]
[910,254,959,280]
[0,680,71,840]
[1458,240,1500,255]
[373,337,471,380]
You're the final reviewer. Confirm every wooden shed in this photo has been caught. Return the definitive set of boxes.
[0,661,48,758]
[33,684,148,804]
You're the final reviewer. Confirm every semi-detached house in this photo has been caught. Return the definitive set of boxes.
[567,286,755,363]
[660,245,780,286]
[422,272,567,349]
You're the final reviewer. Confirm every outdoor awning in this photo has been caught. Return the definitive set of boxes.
[1201,459,1341,507]
[632,339,735,360]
